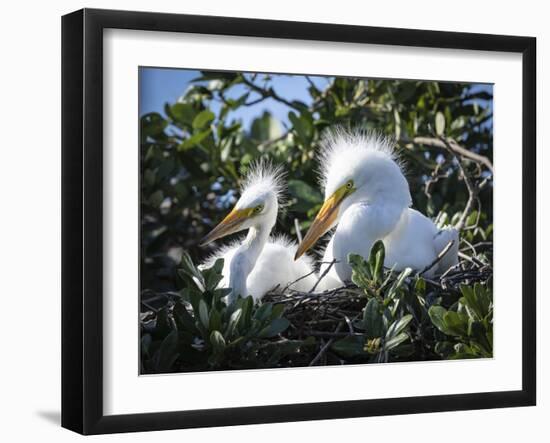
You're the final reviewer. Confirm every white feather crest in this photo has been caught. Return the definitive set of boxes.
[317,127,399,189]
[241,158,286,202]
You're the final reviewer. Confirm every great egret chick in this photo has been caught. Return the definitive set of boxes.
[201,160,317,303]
[295,129,458,289]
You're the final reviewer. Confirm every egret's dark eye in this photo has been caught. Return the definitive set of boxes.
[346,180,354,189]
[253,205,264,214]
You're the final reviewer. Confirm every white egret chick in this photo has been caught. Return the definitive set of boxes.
[295,129,459,289]
[200,161,317,303]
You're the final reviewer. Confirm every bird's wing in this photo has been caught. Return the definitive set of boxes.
[246,238,317,298]
[433,226,459,274]
[317,236,345,291]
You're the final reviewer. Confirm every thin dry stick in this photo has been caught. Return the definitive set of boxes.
[439,262,463,280]
[458,251,486,268]
[418,240,455,276]
[437,136,478,231]
[407,136,494,174]
[294,218,303,243]
[344,315,355,335]
[281,268,318,293]
[309,322,344,366]
[309,259,337,293]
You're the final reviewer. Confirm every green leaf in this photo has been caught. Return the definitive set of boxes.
[348,253,372,289]
[368,240,385,284]
[387,267,412,299]
[192,110,215,129]
[287,180,323,212]
[198,299,210,330]
[239,296,254,329]
[169,103,196,126]
[210,330,226,352]
[434,341,455,358]
[178,251,205,290]
[143,169,156,187]
[250,111,282,141]
[435,111,446,136]
[258,318,290,338]
[271,304,285,319]
[363,298,384,339]
[148,190,164,208]
[155,331,179,372]
[178,129,211,151]
[460,284,491,321]
[141,112,168,138]
[385,314,413,339]
[253,303,273,323]
[414,277,426,296]
[443,311,469,337]
[209,307,222,332]
[224,308,242,339]
[173,302,197,333]
[202,258,224,292]
[141,334,152,359]
[331,336,365,358]
[428,305,448,334]
[468,320,492,355]
[153,307,173,340]
[384,332,409,351]
[288,111,313,143]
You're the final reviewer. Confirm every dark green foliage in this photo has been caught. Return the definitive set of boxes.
[141,242,492,372]
[338,243,493,364]
[428,283,493,358]
[140,70,493,371]
[141,252,314,373]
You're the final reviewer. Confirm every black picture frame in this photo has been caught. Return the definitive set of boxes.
[62,8,537,435]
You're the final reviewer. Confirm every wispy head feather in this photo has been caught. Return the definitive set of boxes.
[240,158,286,203]
[317,127,400,190]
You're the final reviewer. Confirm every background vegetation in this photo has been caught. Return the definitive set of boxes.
[140,70,493,373]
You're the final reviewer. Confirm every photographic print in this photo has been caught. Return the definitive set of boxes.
[139,68,493,374]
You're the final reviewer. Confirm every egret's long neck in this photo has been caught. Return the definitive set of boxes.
[228,212,276,303]
[242,223,271,263]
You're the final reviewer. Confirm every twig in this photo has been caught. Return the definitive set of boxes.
[218,90,268,108]
[344,315,355,335]
[461,238,478,257]
[309,322,344,366]
[309,259,337,293]
[406,136,494,174]
[294,218,303,243]
[140,300,159,313]
[424,162,450,199]
[439,262,463,280]
[458,251,486,268]
[257,130,290,151]
[463,197,482,231]
[241,76,302,111]
[436,135,479,231]
[418,240,455,276]
[306,330,360,338]
[282,268,318,293]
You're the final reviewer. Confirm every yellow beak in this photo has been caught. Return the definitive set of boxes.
[294,187,348,260]
[199,208,251,246]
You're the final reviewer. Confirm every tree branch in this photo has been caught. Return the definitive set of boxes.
[309,259,337,293]
[436,136,479,231]
[404,136,494,174]
[241,76,302,112]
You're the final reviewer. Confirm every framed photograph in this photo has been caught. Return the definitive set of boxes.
[62,8,536,435]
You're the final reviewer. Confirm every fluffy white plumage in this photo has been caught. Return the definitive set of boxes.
[297,128,459,290]
[204,235,316,300]
[201,160,317,302]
